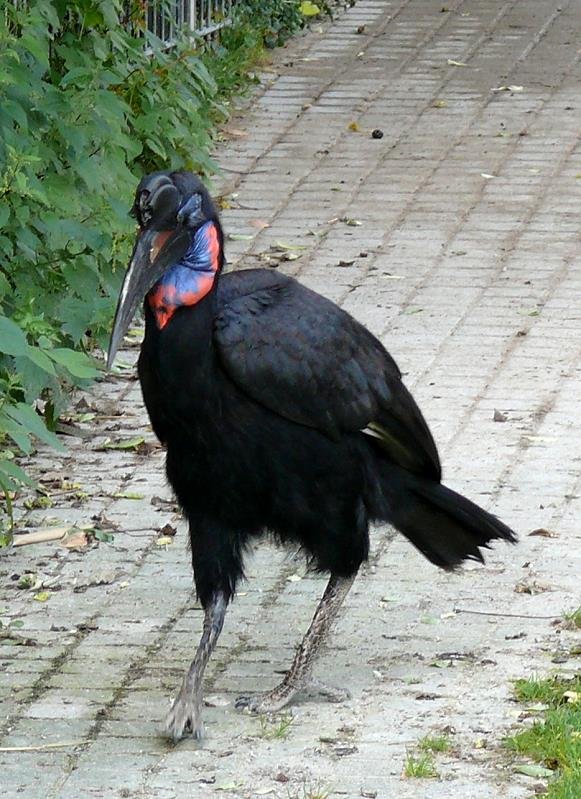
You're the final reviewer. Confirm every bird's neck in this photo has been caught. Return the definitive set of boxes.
[147,221,221,330]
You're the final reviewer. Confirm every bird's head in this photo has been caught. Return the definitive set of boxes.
[107,171,223,369]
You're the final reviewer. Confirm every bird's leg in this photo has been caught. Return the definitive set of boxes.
[164,591,227,741]
[235,573,355,714]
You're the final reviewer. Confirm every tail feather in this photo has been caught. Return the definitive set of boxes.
[366,462,517,569]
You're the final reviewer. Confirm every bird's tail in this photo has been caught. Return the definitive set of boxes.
[366,462,516,568]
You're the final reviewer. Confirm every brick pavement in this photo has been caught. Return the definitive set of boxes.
[1,1,579,797]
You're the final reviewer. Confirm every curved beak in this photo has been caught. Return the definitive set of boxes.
[107,227,190,369]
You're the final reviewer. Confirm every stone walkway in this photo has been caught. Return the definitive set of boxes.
[1,1,579,797]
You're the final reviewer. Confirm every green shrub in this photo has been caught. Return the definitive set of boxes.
[0,0,312,540]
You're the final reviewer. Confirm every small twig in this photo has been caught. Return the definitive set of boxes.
[0,741,89,752]
[12,528,69,547]
[454,607,560,620]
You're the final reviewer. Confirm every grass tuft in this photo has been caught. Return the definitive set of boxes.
[257,712,294,740]
[505,674,581,799]
[513,674,581,706]
[418,733,451,753]
[562,606,581,630]
[403,752,439,778]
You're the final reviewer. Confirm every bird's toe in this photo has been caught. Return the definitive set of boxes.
[234,694,259,713]
[164,696,204,741]
[235,687,297,715]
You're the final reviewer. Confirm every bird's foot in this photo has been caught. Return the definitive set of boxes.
[235,677,350,715]
[164,693,204,742]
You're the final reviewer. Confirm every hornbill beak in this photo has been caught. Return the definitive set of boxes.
[106,226,190,369]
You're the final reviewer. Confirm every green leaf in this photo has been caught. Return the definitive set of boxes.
[514,764,554,778]
[299,2,321,17]
[24,346,57,376]
[103,436,145,451]
[0,459,37,488]
[0,415,32,454]
[0,316,29,357]
[4,403,65,452]
[93,530,115,543]
[46,349,101,379]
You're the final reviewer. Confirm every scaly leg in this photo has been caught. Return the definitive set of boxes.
[235,573,355,714]
[164,591,227,741]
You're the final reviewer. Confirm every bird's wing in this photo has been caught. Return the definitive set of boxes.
[215,269,441,479]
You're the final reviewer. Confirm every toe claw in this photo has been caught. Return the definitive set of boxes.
[234,694,257,713]
[164,696,204,741]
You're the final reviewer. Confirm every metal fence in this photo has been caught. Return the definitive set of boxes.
[145,1,237,44]
[7,2,240,44]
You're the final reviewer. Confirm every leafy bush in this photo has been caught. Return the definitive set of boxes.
[0,0,314,540]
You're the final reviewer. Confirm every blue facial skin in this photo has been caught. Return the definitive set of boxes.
[148,221,220,329]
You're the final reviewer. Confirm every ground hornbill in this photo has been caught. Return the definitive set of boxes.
[107,171,516,741]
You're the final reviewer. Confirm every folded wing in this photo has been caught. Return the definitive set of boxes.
[215,269,441,480]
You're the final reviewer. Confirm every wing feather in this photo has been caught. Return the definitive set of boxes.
[215,269,441,479]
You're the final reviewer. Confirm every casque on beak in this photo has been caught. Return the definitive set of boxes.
[106,226,190,369]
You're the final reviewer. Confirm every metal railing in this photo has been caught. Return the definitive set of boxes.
[7,1,241,45]
[145,1,237,44]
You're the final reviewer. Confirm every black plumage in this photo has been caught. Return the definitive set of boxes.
[108,171,516,740]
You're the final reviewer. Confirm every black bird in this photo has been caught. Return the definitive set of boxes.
[108,171,516,740]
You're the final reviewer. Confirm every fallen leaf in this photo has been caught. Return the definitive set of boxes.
[102,436,145,451]
[33,591,51,602]
[221,127,248,138]
[432,99,448,108]
[228,233,254,241]
[481,173,495,179]
[348,121,361,132]
[515,764,553,778]
[563,691,579,703]
[447,59,467,66]
[491,85,524,93]
[287,574,302,582]
[248,219,270,230]
[17,574,37,589]
[514,580,551,595]
[156,536,174,547]
[340,217,362,226]
[273,241,307,251]
[61,530,90,550]
[92,530,115,544]
[528,528,558,538]
[113,492,144,500]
